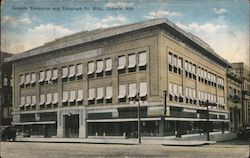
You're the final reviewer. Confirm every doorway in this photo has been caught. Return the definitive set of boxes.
[64,114,79,138]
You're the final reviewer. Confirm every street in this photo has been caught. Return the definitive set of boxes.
[0,139,249,158]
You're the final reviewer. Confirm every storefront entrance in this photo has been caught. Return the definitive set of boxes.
[65,114,79,138]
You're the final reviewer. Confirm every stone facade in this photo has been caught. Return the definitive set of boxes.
[6,19,231,138]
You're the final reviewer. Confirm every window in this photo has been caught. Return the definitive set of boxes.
[19,75,25,85]
[172,55,177,67]
[117,56,126,70]
[25,73,30,84]
[204,70,207,79]
[30,73,36,84]
[173,84,178,95]
[168,53,172,64]
[128,83,137,98]
[20,96,25,107]
[76,64,83,76]
[62,67,68,78]
[128,54,136,69]
[118,84,126,99]
[105,86,112,100]
[88,88,95,101]
[105,58,112,72]
[39,94,45,105]
[184,61,188,70]
[51,93,58,104]
[96,87,104,100]
[189,88,193,99]
[87,62,95,75]
[46,93,52,105]
[177,58,182,68]
[200,69,204,77]
[192,65,196,74]
[77,90,83,102]
[138,51,147,69]
[178,85,183,95]
[3,77,8,86]
[96,60,104,74]
[192,89,196,99]
[62,91,69,103]
[208,72,211,80]
[52,69,58,80]
[39,71,45,82]
[69,91,76,103]
[188,63,192,72]
[45,70,52,81]
[25,96,31,107]
[31,96,36,106]
[3,107,11,118]
[68,65,76,78]
[169,83,173,95]
[139,82,147,97]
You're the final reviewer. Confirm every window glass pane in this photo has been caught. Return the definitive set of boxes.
[20,75,25,84]
[128,83,136,97]
[32,96,36,105]
[178,85,182,95]
[97,87,104,99]
[26,96,31,105]
[88,62,95,74]
[169,83,173,93]
[52,69,58,79]
[188,63,192,72]
[139,82,147,97]
[88,88,95,100]
[25,74,30,84]
[105,58,112,71]
[96,60,104,73]
[46,93,52,104]
[128,54,136,68]
[53,93,58,103]
[31,73,36,83]
[46,70,52,80]
[192,89,196,98]
[62,92,68,102]
[77,90,83,101]
[69,91,76,102]
[39,71,45,81]
[118,84,126,98]
[105,86,112,99]
[40,94,45,104]
[184,61,188,70]
[118,56,126,69]
[178,58,182,68]
[172,56,176,66]
[192,65,196,74]
[62,67,68,77]
[138,52,147,66]
[168,53,172,64]
[69,65,76,76]
[173,84,177,94]
[77,64,83,75]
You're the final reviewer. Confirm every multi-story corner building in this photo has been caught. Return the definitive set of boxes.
[227,70,243,132]
[6,19,231,138]
[0,51,13,125]
[231,63,250,125]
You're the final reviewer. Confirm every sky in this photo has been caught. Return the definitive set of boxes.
[1,0,249,66]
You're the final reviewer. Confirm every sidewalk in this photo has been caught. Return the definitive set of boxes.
[16,137,216,146]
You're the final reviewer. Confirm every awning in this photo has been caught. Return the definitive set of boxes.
[12,121,56,125]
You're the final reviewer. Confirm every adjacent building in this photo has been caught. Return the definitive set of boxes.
[6,18,231,138]
[230,62,250,125]
[0,51,13,125]
[227,70,243,132]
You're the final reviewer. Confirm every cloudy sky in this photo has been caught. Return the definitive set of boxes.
[1,0,249,66]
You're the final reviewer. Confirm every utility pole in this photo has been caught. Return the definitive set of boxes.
[163,90,167,115]
[135,93,141,144]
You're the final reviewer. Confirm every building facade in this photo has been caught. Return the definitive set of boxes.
[227,70,243,132]
[0,51,13,125]
[231,63,250,125]
[6,19,230,138]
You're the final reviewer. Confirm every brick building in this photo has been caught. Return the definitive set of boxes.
[6,19,231,138]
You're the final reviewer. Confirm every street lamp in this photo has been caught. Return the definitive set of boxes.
[201,100,216,141]
[134,93,141,144]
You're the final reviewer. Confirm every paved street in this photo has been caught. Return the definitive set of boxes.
[0,140,249,158]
